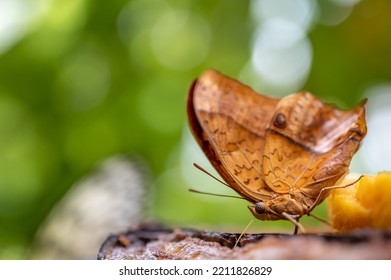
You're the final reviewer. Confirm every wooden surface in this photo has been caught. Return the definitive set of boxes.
[97,224,391,260]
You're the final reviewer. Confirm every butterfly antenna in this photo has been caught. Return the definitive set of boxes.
[189,188,245,200]
[193,163,230,187]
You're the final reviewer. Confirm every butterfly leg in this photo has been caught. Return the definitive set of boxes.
[309,212,331,226]
[293,224,298,235]
[308,175,364,213]
[282,212,305,234]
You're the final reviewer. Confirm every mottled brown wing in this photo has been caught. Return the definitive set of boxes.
[187,69,279,202]
[262,92,367,203]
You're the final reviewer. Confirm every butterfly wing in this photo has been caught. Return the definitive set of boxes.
[187,69,279,202]
[262,92,367,205]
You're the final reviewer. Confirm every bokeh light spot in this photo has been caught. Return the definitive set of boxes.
[353,83,391,174]
[0,0,47,53]
[150,9,211,70]
[251,19,312,93]
[137,76,185,134]
[251,0,317,32]
[248,0,314,95]
[0,95,42,210]
[55,45,110,112]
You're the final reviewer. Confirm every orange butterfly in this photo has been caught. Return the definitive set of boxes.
[187,69,367,232]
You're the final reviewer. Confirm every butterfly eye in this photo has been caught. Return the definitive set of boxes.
[274,113,286,128]
[255,202,266,214]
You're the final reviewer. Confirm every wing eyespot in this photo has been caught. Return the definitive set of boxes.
[274,113,286,128]
[255,202,266,214]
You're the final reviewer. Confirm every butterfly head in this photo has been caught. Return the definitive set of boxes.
[247,202,281,220]
[248,195,307,221]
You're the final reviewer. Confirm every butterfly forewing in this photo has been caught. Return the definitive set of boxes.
[187,69,279,202]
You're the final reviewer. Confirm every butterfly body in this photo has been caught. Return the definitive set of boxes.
[187,69,367,223]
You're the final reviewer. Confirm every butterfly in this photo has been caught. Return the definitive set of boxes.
[187,69,367,232]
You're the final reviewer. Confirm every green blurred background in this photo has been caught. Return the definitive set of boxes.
[1,0,391,259]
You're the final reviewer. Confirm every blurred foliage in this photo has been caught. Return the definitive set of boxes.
[308,0,391,106]
[0,0,390,259]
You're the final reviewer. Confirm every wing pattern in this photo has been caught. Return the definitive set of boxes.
[187,69,367,219]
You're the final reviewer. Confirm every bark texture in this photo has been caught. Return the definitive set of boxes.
[98,224,391,260]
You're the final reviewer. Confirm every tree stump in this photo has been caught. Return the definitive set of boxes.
[97,224,391,259]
